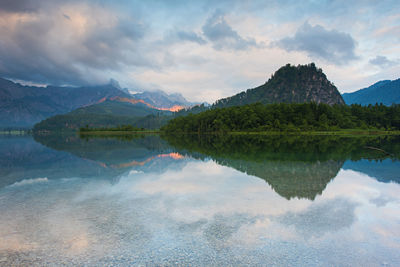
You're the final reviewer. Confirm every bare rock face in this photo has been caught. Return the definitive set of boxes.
[214,63,345,108]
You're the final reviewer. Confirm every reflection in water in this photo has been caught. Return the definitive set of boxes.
[34,134,178,169]
[2,134,399,198]
[163,134,400,199]
[216,158,342,200]
[343,159,400,183]
[0,134,187,189]
[0,134,399,265]
[0,135,120,188]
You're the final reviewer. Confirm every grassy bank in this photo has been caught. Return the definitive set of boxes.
[228,129,400,136]
[79,129,400,136]
[0,130,31,135]
[79,130,160,135]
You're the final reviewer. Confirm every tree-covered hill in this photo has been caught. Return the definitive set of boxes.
[33,100,173,132]
[214,63,344,108]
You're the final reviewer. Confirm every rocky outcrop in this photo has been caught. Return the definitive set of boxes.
[214,63,344,108]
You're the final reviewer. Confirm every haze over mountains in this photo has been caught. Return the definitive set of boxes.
[132,90,198,112]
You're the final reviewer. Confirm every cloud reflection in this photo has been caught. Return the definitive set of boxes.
[1,155,400,265]
[276,197,358,238]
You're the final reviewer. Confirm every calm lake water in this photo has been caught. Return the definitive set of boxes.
[0,134,399,266]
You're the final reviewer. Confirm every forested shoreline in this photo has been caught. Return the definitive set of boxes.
[161,102,400,133]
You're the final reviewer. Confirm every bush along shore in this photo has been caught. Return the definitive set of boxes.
[79,125,159,134]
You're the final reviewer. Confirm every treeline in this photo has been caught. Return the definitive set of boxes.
[80,125,145,132]
[34,113,171,132]
[173,103,209,117]
[162,102,400,133]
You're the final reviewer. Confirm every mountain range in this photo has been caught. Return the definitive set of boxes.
[0,78,195,128]
[0,78,129,128]
[342,79,400,106]
[2,63,399,130]
[132,90,196,112]
[34,63,346,131]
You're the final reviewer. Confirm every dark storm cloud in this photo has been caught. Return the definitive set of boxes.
[0,0,40,13]
[202,10,259,50]
[80,20,146,69]
[0,5,150,86]
[276,22,358,65]
[369,55,397,67]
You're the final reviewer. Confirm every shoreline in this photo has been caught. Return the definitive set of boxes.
[79,130,160,135]
[229,130,400,136]
[78,129,400,136]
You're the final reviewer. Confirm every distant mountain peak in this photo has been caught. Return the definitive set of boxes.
[109,78,121,89]
[131,90,198,110]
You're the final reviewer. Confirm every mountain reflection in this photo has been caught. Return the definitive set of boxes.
[162,134,400,200]
[34,134,188,177]
[0,135,123,188]
[0,134,186,188]
[34,134,176,166]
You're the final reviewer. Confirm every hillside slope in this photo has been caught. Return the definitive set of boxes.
[342,79,400,105]
[33,100,173,132]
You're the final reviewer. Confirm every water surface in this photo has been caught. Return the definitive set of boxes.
[0,134,399,266]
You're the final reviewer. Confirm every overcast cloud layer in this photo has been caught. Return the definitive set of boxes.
[0,0,399,102]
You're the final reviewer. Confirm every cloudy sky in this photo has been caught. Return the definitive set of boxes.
[0,0,399,102]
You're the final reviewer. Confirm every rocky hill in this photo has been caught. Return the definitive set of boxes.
[214,63,344,108]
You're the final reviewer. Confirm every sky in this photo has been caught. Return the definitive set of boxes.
[0,0,399,103]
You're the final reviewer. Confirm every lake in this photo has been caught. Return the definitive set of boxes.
[0,134,399,266]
